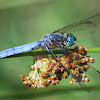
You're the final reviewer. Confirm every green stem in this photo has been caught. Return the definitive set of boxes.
[1,47,100,59]
[88,47,100,52]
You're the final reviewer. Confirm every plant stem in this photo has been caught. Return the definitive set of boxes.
[88,47,100,52]
[1,47,100,59]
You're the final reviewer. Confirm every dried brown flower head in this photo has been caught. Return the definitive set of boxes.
[20,45,95,88]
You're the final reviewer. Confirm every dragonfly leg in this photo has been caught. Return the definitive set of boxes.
[52,32,67,55]
[61,32,68,55]
[51,39,67,55]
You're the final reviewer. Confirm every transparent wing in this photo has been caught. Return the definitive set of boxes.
[53,14,100,34]
[88,65,100,80]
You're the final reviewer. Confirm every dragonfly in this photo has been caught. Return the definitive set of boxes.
[0,13,100,92]
[0,13,100,59]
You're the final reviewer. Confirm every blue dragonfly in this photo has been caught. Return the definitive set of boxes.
[0,14,100,92]
[0,13,100,59]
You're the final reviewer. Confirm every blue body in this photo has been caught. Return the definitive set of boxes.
[0,40,42,58]
[0,33,76,58]
[1,13,99,58]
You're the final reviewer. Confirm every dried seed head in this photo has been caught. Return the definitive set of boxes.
[20,74,25,80]
[89,57,95,63]
[20,45,95,88]
[82,74,87,78]
[63,71,68,78]
[82,78,85,82]
[85,77,90,82]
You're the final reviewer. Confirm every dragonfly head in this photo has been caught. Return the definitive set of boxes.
[65,33,76,46]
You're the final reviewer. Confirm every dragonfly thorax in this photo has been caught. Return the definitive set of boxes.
[42,33,76,52]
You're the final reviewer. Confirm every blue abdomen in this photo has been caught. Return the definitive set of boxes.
[0,40,42,58]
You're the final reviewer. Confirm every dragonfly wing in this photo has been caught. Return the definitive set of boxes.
[87,65,100,80]
[53,14,100,34]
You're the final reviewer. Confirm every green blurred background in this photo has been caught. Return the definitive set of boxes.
[0,0,100,100]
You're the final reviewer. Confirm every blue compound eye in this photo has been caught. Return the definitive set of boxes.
[66,33,76,46]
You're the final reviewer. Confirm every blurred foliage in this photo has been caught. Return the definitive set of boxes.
[0,0,100,100]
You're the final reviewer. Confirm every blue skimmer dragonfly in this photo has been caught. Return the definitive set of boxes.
[0,14,100,92]
[0,13,100,58]
[0,14,100,91]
